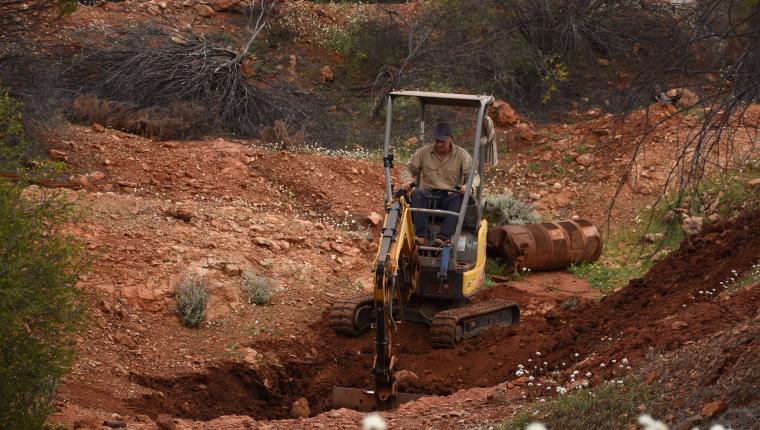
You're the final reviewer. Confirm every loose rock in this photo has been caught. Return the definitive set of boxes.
[367,211,382,226]
[681,216,703,235]
[576,153,594,167]
[701,400,727,418]
[156,414,175,430]
[320,65,334,83]
[290,397,311,418]
[643,233,665,244]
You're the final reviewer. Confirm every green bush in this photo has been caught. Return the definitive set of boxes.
[484,194,541,226]
[175,273,209,327]
[0,183,85,430]
[0,82,27,170]
[240,269,274,305]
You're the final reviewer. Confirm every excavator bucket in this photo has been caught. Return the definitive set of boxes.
[332,387,426,412]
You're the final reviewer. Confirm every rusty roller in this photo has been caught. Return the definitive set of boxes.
[486,219,603,272]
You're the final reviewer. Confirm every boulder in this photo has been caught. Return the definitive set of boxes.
[491,99,519,126]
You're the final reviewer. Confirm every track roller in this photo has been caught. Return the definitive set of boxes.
[429,299,520,348]
[328,293,375,336]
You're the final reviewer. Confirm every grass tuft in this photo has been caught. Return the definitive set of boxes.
[501,379,661,430]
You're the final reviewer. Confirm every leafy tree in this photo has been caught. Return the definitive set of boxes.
[0,86,85,430]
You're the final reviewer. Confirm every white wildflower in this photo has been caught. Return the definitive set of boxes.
[637,414,668,430]
[556,386,567,395]
[362,412,387,430]
[585,372,592,377]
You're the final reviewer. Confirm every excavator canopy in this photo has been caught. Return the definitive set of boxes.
[388,90,494,108]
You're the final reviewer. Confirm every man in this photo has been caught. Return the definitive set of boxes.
[400,122,480,246]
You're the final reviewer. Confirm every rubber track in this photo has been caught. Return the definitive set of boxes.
[429,299,519,348]
[328,293,374,337]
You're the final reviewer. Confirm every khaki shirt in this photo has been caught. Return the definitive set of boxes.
[401,143,480,192]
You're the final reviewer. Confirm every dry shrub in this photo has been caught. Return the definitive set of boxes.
[70,94,214,140]
[259,119,307,150]
[175,272,209,328]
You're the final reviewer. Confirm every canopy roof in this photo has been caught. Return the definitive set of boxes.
[388,90,494,108]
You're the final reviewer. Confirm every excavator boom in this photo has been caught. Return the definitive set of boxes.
[333,195,423,411]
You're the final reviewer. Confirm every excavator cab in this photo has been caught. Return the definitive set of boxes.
[330,91,520,411]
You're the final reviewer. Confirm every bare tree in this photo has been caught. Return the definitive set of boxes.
[610,0,760,225]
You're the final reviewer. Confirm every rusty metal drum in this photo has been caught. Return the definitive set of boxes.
[486,219,603,271]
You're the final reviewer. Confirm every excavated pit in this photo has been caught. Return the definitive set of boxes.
[129,210,760,421]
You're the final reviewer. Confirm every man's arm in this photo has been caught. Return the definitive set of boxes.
[400,149,422,188]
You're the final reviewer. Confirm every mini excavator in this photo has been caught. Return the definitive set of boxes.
[329,91,520,411]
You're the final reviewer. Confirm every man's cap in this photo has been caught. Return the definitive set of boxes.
[432,122,452,141]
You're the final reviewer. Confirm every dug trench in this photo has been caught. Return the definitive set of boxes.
[128,210,760,421]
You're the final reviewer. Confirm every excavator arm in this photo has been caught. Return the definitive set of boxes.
[371,195,417,404]
[332,194,422,411]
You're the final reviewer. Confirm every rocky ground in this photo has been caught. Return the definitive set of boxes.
[24,1,760,429]
[41,102,759,429]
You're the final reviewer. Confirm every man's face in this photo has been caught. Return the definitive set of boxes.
[434,137,451,155]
